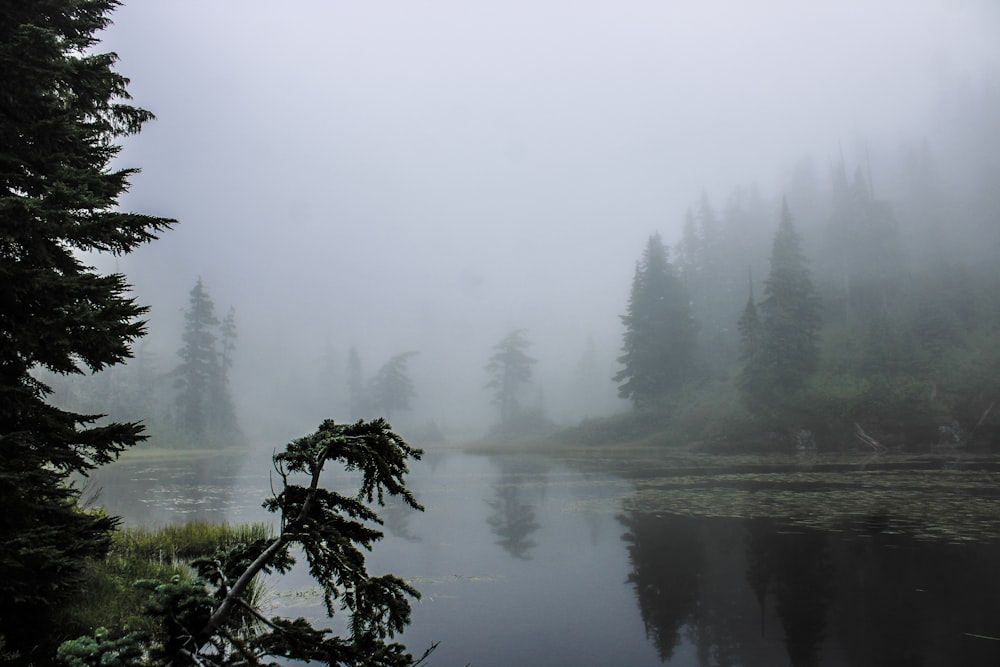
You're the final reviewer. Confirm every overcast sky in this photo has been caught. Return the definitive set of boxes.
[98,0,1000,435]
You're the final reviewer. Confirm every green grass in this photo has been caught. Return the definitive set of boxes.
[115,519,272,562]
[58,520,273,642]
[115,444,249,463]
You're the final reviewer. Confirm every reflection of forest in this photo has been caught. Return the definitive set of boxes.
[485,467,542,560]
[621,512,1000,666]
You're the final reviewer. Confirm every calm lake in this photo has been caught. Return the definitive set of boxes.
[89,446,1000,666]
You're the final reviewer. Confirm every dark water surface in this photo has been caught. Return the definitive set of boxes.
[90,448,1000,666]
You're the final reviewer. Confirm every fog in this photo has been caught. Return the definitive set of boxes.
[96,0,1000,442]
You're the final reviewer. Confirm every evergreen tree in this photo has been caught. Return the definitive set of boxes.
[823,162,903,321]
[691,194,737,369]
[736,272,765,409]
[758,201,822,400]
[171,279,239,443]
[174,278,220,438]
[614,233,696,407]
[219,306,237,381]
[675,209,701,285]
[696,192,723,291]
[60,419,431,667]
[485,329,536,426]
[0,1,173,658]
[370,351,418,419]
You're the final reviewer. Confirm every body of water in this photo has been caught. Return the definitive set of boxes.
[90,447,1000,666]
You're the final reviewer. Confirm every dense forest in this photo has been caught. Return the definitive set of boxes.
[593,102,1000,451]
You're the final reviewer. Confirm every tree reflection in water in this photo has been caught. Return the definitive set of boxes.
[485,465,541,560]
[621,510,1000,666]
[746,519,833,667]
[621,512,703,661]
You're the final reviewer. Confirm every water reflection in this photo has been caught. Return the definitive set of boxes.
[746,520,833,667]
[381,495,422,542]
[621,512,703,661]
[485,464,542,559]
[621,511,1000,666]
[86,450,1000,666]
[86,451,264,526]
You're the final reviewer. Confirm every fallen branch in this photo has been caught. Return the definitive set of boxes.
[854,422,886,454]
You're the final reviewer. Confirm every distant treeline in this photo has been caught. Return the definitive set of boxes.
[602,83,1000,450]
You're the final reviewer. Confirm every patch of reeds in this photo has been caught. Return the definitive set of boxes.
[58,520,274,642]
[114,519,272,562]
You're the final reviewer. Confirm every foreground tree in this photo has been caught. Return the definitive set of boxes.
[60,418,431,666]
[0,1,173,659]
[614,233,696,407]
[485,329,537,427]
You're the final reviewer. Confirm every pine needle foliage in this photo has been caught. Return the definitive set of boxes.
[615,233,696,407]
[60,418,430,666]
[0,1,174,659]
[485,329,537,428]
[758,201,822,398]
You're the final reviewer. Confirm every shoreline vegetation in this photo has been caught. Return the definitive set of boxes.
[59,521,272,651]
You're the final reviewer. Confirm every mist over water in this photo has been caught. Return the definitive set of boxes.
[15,0,1000,664]
[90,0,1000,442]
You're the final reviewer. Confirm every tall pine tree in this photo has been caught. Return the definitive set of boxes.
[736,271,765,410]
[757,201,822,401]
[485,329,537,427]
[174,278,219,438]
[370,351,418,420]
[0,1,173,658]
[173,278,239,443]
[615,233,696,407]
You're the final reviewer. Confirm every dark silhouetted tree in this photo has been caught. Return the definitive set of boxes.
[0,1,174,659]
[621,512,704,661]
[59,419,433,666]
[485,329,537,427]
[614,233,696,407]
